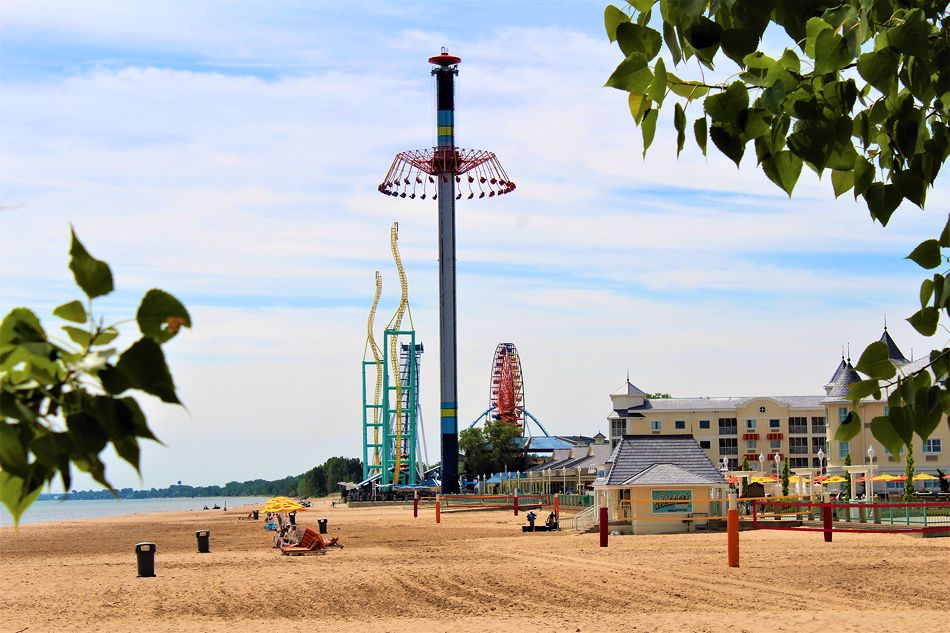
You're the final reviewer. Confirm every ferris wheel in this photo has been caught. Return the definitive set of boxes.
[490,343,525,428]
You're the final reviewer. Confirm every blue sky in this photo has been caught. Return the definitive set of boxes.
[1,1,944,490]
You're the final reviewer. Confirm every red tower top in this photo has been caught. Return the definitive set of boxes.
[429,47,461,66]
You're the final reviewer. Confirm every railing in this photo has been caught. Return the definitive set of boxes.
[558,493,593,508]
[561,504,598,531]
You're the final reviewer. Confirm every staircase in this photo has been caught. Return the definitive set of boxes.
[561,504,599,532]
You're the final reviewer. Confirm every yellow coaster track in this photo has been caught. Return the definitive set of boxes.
[363,271,384,471]
[387,222,413,484]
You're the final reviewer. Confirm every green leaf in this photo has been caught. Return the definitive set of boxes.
[91,327,119,346]
[852,156,873,197]
[907,307,939,336]
[813,29,853,74]
[920,278,934,308]
[136,289,191,344]
[721,27,762,66]
[804,17,831,59]
[111,337,181,404]
[616,22,662,60]
[627,92,649,123]
[864,183,902,226]
[834,410,861,442]
[762,151,802,196]
[704,82,748,128]
[629,0,654,11]
[0,423,29,474]
[870,416,907,456]
[62,326,92,347]
[663,21,681,65]
[694,118,707,156]
[53,300,87,324]
[0,308,47,345]
[831,170,853,197]
[914,386,946,440]
[674,103,686,157]
[787,126,831,172]
[69,228,114,299]
[878,9,930,58]
[641,108,658,157]
[648,57,667,105]
[709,125,744,167]
[906,239,942,270]
[892,171,926,208]
[887,406,915,449]
[761,80,786,115]
[66,411,108,454]
[605,53,654,93]
[854,340,896,380]
[857,48,899,94]
[0,470,43,526]
[604,5,630,42]
[667,75,708,101]
[848,379,881,401]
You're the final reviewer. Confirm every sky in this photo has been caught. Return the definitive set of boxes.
[1,1,945,491]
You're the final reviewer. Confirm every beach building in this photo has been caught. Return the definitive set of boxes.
[607,328,950,494]
[592,435,728,534]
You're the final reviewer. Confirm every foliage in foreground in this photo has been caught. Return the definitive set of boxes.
[604,1,950,457]
[0,229,190,523]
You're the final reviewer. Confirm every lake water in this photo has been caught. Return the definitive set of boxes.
[0,496,270,526]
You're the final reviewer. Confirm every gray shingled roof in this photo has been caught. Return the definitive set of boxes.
[621,463,723,486]
[880,328,909,365]
[618,395,824,412]
[611,380,648,397]
[604,435,726,486]
[827,358,847,385]
[823,360,861,399]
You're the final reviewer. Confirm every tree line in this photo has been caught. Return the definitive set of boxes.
[39,456,363,501]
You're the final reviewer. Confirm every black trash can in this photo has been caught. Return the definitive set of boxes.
[195,530,211,553]
[317,518,328,534]
[135,542,156,577]
[288,511,296,526]
[252,510,259,520]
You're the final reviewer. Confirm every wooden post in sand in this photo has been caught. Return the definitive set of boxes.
[553,493,560,523]
[413,491,418,518]
[513,489,519,516]
[727,492,739,568]
[823,503,833,542]
[599,493,608,547]
[436,495,441,524]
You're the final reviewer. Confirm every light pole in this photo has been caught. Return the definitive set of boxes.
[817,448,825,475]
[759,453,766,473]
[774,452,782,479]
[867,446,875,499]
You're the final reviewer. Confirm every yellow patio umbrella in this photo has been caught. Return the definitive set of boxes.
[751,476,778,483]
[262,498,306,513]
[873,474,900,481]
[913,473,940,481]
[788,475,809,484]
[822,475,847,483]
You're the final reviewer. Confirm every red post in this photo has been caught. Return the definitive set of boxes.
[435,496,441,524]
[599,506,609,547]
[413,494,418,518]
[513,492,519,517]
[554,494,560,523]
[727,509,739,567]
[823,504,832,542]
[751,501,758,529]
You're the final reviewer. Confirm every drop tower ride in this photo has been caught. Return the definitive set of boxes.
[378,49,515,493]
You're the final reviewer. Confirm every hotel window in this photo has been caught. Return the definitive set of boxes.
[789,437,808,455]
[718,418,737,435]
[746,419,756,429]
[699,440,711,449]
[675,420,686,430]
[838,407,848,423]
[811,416,826,434]
[923,439,942,454]
[769,419,781,429]
[699,420,710,429]
[651,420,661,432]
[745,440,757,451]
[719,437,738,456]
[790,457,809,469]
[838,441,850,459]
[812,436,826,453]
[610,419,626,438]
[788,417,808,434]
[769,439,781,451]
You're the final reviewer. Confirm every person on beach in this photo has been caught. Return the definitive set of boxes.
[526,511,537,530]
[545,512,557,530]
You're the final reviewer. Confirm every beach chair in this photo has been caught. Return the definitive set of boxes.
[280,528,326,556]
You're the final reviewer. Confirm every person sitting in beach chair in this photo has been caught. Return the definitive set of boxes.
[545,512,558,531]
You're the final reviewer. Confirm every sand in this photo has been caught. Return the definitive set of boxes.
[1,498,948,632]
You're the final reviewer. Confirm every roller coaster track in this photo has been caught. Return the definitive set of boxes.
[387,222,413,484]
[364,271,384,470]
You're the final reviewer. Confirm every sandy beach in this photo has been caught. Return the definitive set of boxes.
[2,498,948,632]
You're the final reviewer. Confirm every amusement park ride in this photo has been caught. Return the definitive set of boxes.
[372,49,516,493]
